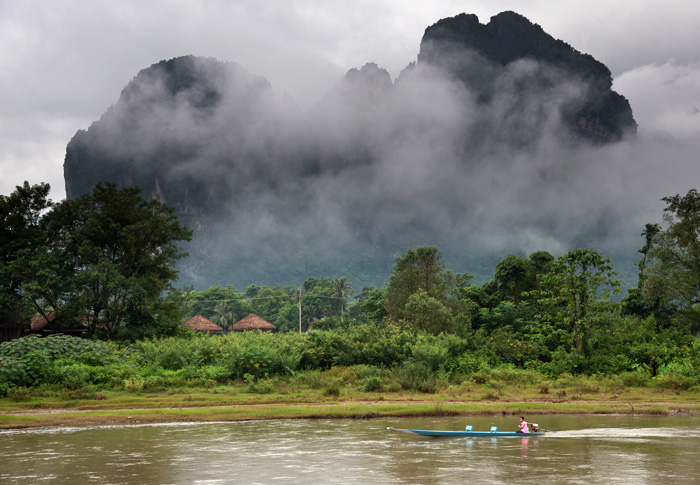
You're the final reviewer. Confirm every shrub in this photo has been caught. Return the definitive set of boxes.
[393,362,438,393]
[303,370,324,389]
[619,369,652,387]
[53,363,91,390]
[653,373,697,391]
[124,377,145,392]
[361,375,382,392]
[0,335,121,387]
[7,386,32,401]
[323,380,342,397]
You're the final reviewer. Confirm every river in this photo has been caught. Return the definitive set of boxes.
[2,415,700,484]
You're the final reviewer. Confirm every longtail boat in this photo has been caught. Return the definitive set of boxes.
[388,426,545,437]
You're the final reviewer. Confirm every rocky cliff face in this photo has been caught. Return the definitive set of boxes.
[415,11,636,143]
[64,55,302,235]
[63,13,639,289]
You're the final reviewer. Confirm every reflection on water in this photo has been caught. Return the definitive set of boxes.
[2,415,700,484]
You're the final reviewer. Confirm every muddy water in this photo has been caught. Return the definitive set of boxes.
[2,415,700,484]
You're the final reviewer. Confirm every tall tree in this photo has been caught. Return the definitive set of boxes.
[385,246,455,326]
[494,254,532,309]
[529,248,621,354]
[528,251,554,283]
[645,190,700,318]
[213,301,234,331]
[0,182,54,324]
[332,277,355,318]
[46,183,190,338]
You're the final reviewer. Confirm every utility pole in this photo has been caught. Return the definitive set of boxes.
[298,287,302,333]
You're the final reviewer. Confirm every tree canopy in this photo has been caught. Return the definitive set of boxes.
[0,182,192,338]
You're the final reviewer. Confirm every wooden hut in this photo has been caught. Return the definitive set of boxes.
[231,314,277,332]
[181,315,224,333]
[27,312,89,336]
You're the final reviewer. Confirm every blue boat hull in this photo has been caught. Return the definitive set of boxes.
[388,427,545,437]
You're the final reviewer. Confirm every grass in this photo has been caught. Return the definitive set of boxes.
[2,374,700,429]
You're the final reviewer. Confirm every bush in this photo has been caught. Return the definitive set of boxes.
[323,380,342,397]
[0,335,121,387]
[361,375,382,392]
[393,361,438,393]
[124,377,145,392]
[303,370,324,389]
[53,363,91,390]
[619,369,652,387]
[653,373,698,391]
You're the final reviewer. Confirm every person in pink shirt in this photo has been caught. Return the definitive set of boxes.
[517,416,529,433]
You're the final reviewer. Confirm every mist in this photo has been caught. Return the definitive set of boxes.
[62,46,698,289]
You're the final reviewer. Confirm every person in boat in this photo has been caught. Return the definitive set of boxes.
[516,416,529,433]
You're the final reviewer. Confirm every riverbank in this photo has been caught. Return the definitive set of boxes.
[3,383,700,429]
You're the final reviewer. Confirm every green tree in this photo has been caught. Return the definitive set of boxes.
[63,183,191,338]
[188,285,247,321]
[402,289,456,334]
[19,182,192,339]
[645,190,700,323]
[385,246,454,322]
[0,182,80,327]
[494,254,532,309]
[624,224,661,318]
[352,287,387,323]
[213,301,234,331]
[529,248,621,354]
[331,277,355,318]
[528,251,555,284]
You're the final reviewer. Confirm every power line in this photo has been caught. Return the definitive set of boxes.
[187,294,346,303]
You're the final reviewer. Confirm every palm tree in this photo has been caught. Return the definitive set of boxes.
[213,301,233,332]
[332,277,355,318]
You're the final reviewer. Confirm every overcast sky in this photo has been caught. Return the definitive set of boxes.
[1,0,699,200]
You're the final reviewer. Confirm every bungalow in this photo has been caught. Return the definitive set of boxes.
[230,314,277,333]
[181,315,224,334]
[27,312,89,336]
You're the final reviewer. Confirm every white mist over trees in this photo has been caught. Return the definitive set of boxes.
[61,12,692,290]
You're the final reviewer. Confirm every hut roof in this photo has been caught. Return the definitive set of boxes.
[29,312,97,332]
[182,315,223,332]
[231,314,276,331]
[30,312,57,331]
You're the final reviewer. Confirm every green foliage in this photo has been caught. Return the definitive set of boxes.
[360,375,382,392]
[646,190,700,327]
[393,361,438,393]
[0,335,119,386]
[528,249,621,354]
[0,181,54,324]
[187,285,248,322]
[1,182,192,340]
[494,254,532,309]
[385,246,454,321]
[401,290,456,334]
[385,246,468,334]
[352,287,387,323]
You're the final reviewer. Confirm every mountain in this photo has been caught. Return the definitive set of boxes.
[415,11,636,143]
[63,12,639,290]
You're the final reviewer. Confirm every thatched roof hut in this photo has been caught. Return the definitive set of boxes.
[30,312,57,331]
[27,311,91,336]
[182,315,223,333]
[231,314,277,332]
